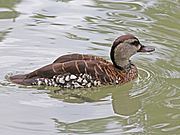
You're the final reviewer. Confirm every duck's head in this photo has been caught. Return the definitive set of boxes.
[110,34,155,70]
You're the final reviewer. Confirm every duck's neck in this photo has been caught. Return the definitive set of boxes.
[114,59,132,71]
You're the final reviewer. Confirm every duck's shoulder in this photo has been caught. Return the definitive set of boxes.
[53,53,109,64]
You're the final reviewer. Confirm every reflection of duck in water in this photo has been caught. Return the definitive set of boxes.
[9,34,155,88]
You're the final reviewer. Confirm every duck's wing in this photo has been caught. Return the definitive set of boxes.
[53,53,109,64]
[27,60,111,79]
[10,60,115,85]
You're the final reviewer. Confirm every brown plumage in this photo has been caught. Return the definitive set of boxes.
[9,34,155,88]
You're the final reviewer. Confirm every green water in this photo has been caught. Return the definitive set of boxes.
[0,0,179,134]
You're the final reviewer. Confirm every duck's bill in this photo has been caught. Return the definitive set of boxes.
[138,45,155,52]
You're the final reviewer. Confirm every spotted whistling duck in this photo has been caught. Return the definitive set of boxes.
[9,34,155,88]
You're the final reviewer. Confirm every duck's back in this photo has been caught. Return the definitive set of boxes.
[53,54,109,64]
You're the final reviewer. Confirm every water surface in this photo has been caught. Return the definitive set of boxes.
[0,0,179,134]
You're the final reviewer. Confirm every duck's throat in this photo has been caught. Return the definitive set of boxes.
[114,59,132,71]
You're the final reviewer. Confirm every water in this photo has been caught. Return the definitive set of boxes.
[0,0,179,134]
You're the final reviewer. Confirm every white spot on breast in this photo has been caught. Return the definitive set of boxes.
[53,75,57,79]
[82,74,87,78]
[37,80,42,85]
[70,74,77,80]
[54,84,58,87]
[87,83,91,88]
[59,77,65,84]
[49,82,52,86]
[94,81,97,86]
[77,77,83,83]
[45,79,48,85]
[56,75,62,82]
[74,82,81,88]
[97,81,101,85]
[65,75,70,81]
[82,79,88,84]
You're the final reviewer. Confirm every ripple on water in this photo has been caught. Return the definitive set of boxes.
[87,1,142,11]
[129,67,155,97]
[164,96,180,109]
[106,11,153,23]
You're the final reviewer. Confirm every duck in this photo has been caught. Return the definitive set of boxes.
[9,34,155,88]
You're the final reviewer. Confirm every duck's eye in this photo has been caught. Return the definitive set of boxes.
[131,41,139,46]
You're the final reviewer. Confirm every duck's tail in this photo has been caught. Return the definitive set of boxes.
[9,74,33,85]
